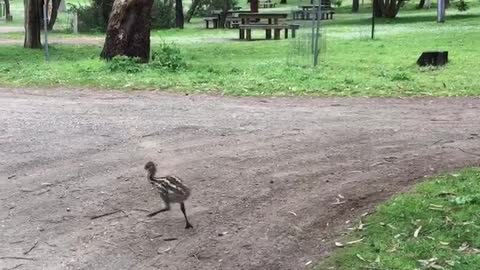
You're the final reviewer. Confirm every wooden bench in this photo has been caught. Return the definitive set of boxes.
[260,0,277,8]
[239,24,300,40]
[292,9,335,20]
[204,16,219,29]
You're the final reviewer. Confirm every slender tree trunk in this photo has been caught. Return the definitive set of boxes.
[280,0,286,4]
[175,0,184,28]
[185,0,200,22]
[352,0,359,12]
[416,0,425,9]
[219,0,231,29]
[47,0,61,30]
[100,0,154,62]
[24,0,42,48]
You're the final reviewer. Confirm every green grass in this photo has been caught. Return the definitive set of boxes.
[1,3,480,96]
[318,168,480,270]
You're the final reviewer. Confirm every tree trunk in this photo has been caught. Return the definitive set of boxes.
[24,0,42,48]
[47,0,61,30]
[376,0,403,18]
[175,0,184,28]
[373,0,382,17]
[100,0,154,62]
[5,0,10,15]
[416,0,425,9]
[280,0,286,4]
[218,0,231,29]
[352,0,359,12]
[185,0,200,23]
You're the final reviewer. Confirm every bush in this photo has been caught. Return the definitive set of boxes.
[67,3,107,32]
[107,56,144,73]
[150,44,187,71]
[455,0,469,11]
[333,0,342,7]
[195,0,239,17]
[151,1,175,29]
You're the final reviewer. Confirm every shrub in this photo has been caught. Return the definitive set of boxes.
[150,44,187,71]
[455,0,469,11]
[67,3,107,32]
[195,0,239,17]
[107,56,144,73]
[333,0,342,7]
[152,1,175,29]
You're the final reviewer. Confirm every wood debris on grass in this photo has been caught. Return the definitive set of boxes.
[413,225,422,238]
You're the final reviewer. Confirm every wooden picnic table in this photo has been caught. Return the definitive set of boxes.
[238,12,288,24]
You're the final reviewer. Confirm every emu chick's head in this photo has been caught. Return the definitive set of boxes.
[144,161,156,174]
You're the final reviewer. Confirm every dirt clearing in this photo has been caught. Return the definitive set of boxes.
[0,88,479,270]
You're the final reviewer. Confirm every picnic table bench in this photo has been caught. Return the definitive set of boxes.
[237,13,300,41]
[239,24,300,40]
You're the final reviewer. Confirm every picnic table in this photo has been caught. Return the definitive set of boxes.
[237,13,299,41]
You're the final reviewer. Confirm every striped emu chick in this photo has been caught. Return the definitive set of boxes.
[144,161,193,229]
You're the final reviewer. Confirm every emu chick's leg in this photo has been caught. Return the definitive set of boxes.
[147,198,170,217]
[180,202,193,229]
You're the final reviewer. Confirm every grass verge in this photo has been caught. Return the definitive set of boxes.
[318,168,480,270]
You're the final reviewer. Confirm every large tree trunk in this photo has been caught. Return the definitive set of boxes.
[5,0,13,21]
[185,0,200,23]
[280,0,286,4]
[47,0,61,30]
[100,0,154,62]
[175,0,184,28]
[24,0,42,48]
[352,0,359,12]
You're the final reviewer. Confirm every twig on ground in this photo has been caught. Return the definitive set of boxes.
[0,256,35,261]
[89,209,122,220]
[4,264,24,270]
[23,240,38,255]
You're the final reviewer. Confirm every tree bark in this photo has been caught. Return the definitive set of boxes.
[352,0,359,12]
[375,0,404,18]
[175,0,184,28]
[24,0,42,48]
[416,0,425,9]
[100,0,154,62]
[280,0,286,4]
[373,0,382,17]
[47,0,61,30]
[185,0,200,23]
[4,0,10,15]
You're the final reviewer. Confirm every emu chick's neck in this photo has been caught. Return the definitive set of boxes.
[147,168,157,179]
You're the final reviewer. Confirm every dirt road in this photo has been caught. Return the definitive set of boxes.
[0,88,479,270]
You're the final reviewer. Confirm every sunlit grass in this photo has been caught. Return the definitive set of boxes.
[318,168,480,270]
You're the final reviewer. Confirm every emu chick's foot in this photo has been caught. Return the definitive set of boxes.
[185,223,193,229]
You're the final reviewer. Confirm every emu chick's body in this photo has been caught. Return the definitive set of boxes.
[144,161,193,229]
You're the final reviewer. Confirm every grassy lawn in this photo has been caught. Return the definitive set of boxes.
[319,168,480,270]
[1,2,480,96]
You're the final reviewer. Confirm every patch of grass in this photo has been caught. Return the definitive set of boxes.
[318,168,480,270]
[2,5,480,96]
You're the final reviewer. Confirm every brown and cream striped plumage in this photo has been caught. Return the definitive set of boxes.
[144,161,193,229]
